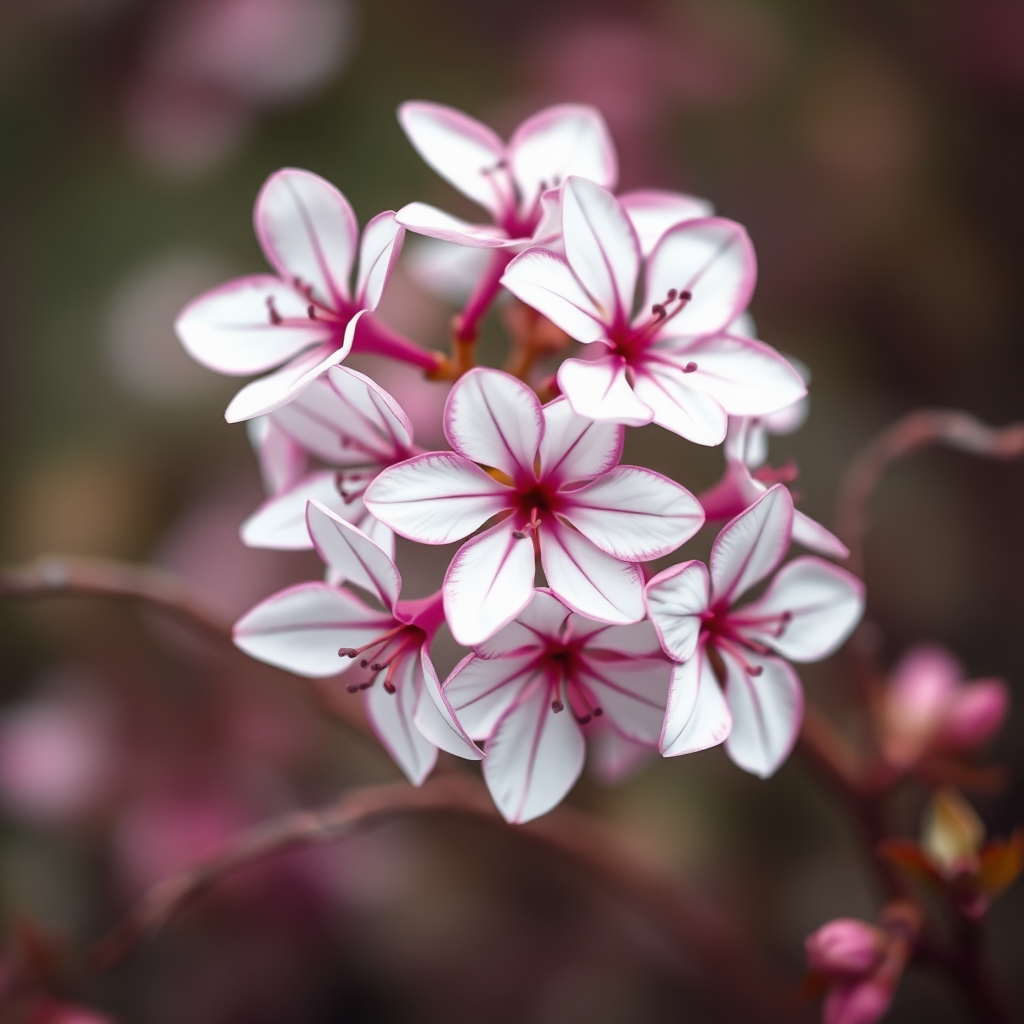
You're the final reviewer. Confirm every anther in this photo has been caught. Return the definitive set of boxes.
[551,699,564,713]
[575,713,592,725]
[383,680,397,695]
[679,289,692,301]
[266,297,282,325]
[667,288,678,301]
[307,304,317,320]
[651,303,667,319]
[592,706,604,717]
[748,665,763,677]
[683,361,698,373]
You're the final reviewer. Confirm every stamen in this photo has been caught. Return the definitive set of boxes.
[667,288,678,301]
[369,634,418,672]
[338,623,408,659]
[512,510,542,540]
[551,699,564,713]
[266,297,282,325]
[308,304,317,320]
[683,362,698,373]
[651,303,667,319]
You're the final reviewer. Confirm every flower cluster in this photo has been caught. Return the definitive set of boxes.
[177,100,866,824]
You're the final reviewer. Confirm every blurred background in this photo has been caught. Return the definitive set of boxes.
[0,0,1023,1020]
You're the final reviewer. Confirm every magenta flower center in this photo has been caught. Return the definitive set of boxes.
[609,287,698,368]
[338,623,426,695]
[510,478,563,538]
[701,600,793,680]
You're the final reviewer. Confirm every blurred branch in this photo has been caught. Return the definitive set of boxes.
[835,410,1024,576]
[0,554,370,737]
[89,773,805,1024]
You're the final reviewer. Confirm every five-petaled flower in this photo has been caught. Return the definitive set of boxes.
[501,176,806,445]
[233,500,481,785]
[176,168,438,423]
[443,590,671,823]
[241,366,418,563]
[645,486,865,776]
[365,368,705,646]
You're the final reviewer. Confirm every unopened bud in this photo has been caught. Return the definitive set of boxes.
[938,679,1009,751]
[805,919,886,979]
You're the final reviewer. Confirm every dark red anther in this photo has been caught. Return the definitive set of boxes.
[683,361,698,373]
[551,699,564,713]
[576,713,592,725]
[667,288,678,301]
[651,303,667,319]
[592,706,604,717]
[266,297,282,325]
[307,304,317,320]
[679,289,692,301]
[748,665,763,677]
[383,680,397,694]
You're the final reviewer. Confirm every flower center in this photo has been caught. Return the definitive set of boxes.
[701,602,793,682]
[338,623,425,695]
[264,277,356,332]
[544,647,604,725]
[511,481,560,540]
[613,287,696,364]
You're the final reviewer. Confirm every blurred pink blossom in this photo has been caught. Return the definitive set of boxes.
[126,0,356,175]
[0,681,115,823]
[883,644,1009,769]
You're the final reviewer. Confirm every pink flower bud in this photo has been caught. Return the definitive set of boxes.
[805,919,887,978]
[938,679,1009,751]
[823,977,894,1024]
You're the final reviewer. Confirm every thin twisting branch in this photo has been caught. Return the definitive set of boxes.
[0,554,371,737]
[835,410,1024,576]
[88,773,803,1024]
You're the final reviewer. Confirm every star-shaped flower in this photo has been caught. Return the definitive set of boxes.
[645,486,864,776]
[501,176,806,444]
[233,500,481,785]
[241,366,418,564]
[176,168,437,423]
[365,368,704,646]
[444,590,671,823]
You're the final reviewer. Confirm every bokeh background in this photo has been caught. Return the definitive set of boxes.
[1,0,1023,1021]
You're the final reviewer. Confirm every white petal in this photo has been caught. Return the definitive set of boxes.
[233,584,392,677]
[444,652,541,739]
[474,590,569,659]
[649,333,806,417]
[710,485,793,603]
[575,617,664,659]
[444,368,543,478]
[363,652,437,786]
[630,364,728,445]
[306,500,401,611]
[354,212,405,310]
[483,680,586,823]
[508,104,617,210]
[644,560,711,663]
[558,357,654,427]
[501,248,608,342]
[540,524,644,625]
[722,650,803,778]
[645,217,756,338]
[255,169,358,309]
[271,364,413,465]
[791,510,850,560]
[443,522,537,646]
[223,311,364,423]
[364,452,511,544]
[538,397,623,485]
[561,466,705,561]
[578,655,670,745]
[397,101,512,217]
[413,649,484,760]
[240,470,344,550]
[737,557,865,663]
[660,653,732,757]
[619,189,715,257]
[176,275,330,374]
[561,177,639,323]
[395,203,513,247]
[248,416,308,495]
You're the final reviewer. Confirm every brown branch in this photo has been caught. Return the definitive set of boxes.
[835,411,1024,576]
[0,554,371,737]
[88,773,803,1024]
